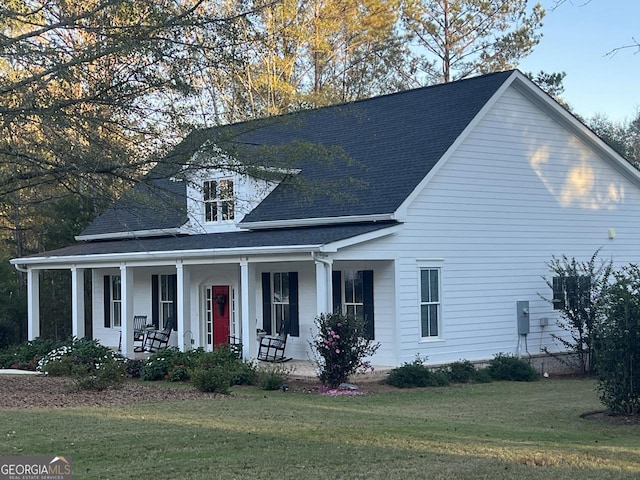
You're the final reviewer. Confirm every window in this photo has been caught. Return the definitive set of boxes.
[420,268,440,338]
[552,275,591,311]
[160,274,176,329]
[332,270,374,339]
[204,179,234,222]
[261,272,299,337]
[111,275,122,328]
[272,272,290,335]
[344,270,364,321]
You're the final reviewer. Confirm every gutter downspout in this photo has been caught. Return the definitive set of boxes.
[13,263,28,273]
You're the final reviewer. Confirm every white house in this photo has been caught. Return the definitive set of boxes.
[11,70,640,367]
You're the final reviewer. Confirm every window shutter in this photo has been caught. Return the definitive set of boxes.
[262,272,272,335]
[103,275,111,328]
[332,271,342,314]
[151,275,159,328]
[288,272,299,337]
[363,270,375,340]
[552,277,564,310]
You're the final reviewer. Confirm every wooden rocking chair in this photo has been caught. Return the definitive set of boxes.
[119,315,148,352]
[144,317,175,352]
[257,330,290,363]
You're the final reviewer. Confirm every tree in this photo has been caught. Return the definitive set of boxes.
[541,250,613,374]
[588,112,640,168]
[220,0,410,117]
[597,264,640,415]
[402,0,545,83]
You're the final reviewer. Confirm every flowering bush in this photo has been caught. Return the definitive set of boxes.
[36,338,126,390]
[37,338,124,375]
[310,313,379,388]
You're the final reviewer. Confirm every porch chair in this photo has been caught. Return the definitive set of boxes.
[257,329,291,363]
[118,315,148,352]
[144,317,176,352]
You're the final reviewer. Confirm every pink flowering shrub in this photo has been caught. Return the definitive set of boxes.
[310,313,380,388]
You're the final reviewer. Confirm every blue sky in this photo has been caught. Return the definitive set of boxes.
[518,0,639,123]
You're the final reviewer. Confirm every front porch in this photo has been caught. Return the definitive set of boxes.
[21,255,398,365]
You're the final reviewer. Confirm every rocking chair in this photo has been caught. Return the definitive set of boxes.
[144,317,175,352]
[257,330,291,363]
[119,315,148,352]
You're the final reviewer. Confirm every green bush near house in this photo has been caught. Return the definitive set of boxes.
[385,357,449,388]
[446,360,477,383]
[487,353,539,382]
[0,337,66,370]
[596,264,640,415]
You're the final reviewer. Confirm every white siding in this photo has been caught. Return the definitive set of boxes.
[405,86,640,364]
[360,85,640,365]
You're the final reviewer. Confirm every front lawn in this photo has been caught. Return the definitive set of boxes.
[1,378,639,479]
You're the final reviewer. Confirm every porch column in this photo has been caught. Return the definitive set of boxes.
[176,261,190,352]
[314,255,333,316]
[239,259,256,359]
[120,264,134,357]
[27,268,40,340]
[71,267,85,338]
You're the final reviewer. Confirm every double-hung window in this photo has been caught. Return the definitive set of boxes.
[272,272,290,335]
[420,268,441,338]
[111,276,122,328]
[344,270,365,321]
[204,179,234,222]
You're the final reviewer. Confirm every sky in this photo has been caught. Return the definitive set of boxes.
[518,0,640,124]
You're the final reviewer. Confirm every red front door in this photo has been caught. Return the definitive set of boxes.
[212,285,230,347]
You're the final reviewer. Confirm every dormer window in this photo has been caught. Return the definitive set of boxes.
[203,178,235,222]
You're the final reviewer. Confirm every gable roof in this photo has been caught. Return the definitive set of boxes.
[79,70,516,237]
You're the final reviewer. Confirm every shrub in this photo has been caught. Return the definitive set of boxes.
[190,366,233,394]
[72,360,127,391]
[166,364,189,382]
[385,358,432,388]
[257,364,291,391]
[596,264,640,415]
[446,360,477,383]
[140,349,180,381]
[487,353,538,382]
[310,313,380,388]
[125,359,144,378]
[0,338,66,370]
[542,250,613,374]
[35,338,126,390]
[471,368,493,383]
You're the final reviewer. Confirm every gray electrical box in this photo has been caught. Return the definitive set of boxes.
[517,300,530,335]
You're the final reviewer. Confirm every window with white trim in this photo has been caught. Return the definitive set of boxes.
[160,274,175,329]
[203,178,235,222]
[420,268,441,338]
[111,275,122,328]
[344,270,364,321]
[272,272,290,335]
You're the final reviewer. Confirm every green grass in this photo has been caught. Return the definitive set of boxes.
[1,379,639,479]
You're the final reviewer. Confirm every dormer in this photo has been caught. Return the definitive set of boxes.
[181,165,280,234]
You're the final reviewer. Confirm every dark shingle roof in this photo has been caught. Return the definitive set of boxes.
[81,71,514,235]
[31,222,398,259]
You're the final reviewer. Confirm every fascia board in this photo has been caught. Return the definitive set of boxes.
[11,244,324,268]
